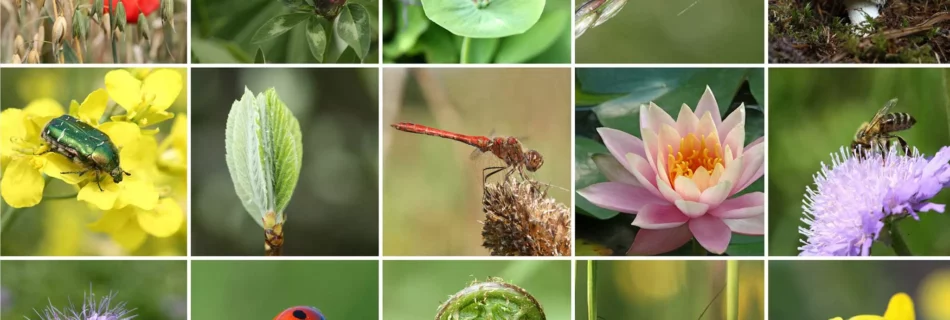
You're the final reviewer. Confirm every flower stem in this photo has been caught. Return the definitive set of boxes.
[726,260,739,320]
[587,260,597,320]
[888,222,913,256]
[43,193,79,200]
[460,36,471,64]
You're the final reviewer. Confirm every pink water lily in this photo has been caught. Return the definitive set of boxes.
[578,86,764,255]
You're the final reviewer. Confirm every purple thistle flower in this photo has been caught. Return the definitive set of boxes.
[33,290,136,320]
[799,146,950,256]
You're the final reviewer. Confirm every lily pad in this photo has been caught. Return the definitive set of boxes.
[421,0,545,38]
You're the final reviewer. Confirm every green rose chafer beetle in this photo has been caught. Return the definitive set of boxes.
[39,114,130,191]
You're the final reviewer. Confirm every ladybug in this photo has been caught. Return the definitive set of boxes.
[273,306,326,320]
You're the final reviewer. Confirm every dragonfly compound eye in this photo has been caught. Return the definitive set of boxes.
[525,150,543,172]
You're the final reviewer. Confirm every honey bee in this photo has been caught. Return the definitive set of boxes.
[850,98,917,158]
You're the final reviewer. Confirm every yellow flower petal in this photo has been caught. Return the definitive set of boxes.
[110,219,147,252]
[105,70,144,113]
[920,269,950,320]
[1,109,28,157]
[137,198,183,237]
[88,207,146,252]
[77,89,109,125]
[41,153,87,185]
[883,293,915,320]
[24,98,66,118]
[138,111,175,127]
[98,121,142,148]
[119,135,157,173]
[77,178,120,210]
[142,69,183,111]
[849,316,886,320]
[115,178,159,210]
[1,158,45,208]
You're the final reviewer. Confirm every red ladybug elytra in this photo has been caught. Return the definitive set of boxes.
[273,306,326,320]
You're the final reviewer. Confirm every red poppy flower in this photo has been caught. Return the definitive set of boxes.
[101,0,160,23]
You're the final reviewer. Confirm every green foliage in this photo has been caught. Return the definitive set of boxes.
[225,88,303,228]
[192,0,379,63]
[383,0,570,63]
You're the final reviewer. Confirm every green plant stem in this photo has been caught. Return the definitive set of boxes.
[460,36,471,63]
[587,260,596,320]
[725,260,739,320]
[888,222,913,256]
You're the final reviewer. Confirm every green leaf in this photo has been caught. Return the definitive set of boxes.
[383,1,430,60]
[251,13,311,44]
[191,38,242,63]
[418,25,459,63]
[306,16,329,62]
[421,0,545,38]
[254,47,266,63]
[575,137,618,219]
[335,4,372,61]
[493,8,568,63]
[726,235,764,256]
[748,68,765,105]
[225,88,304,228]
[62,42,79,63]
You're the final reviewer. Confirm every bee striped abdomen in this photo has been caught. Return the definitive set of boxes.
[880,112,916,132]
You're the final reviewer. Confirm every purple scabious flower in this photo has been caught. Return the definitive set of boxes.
[799,146,950,256]
[33,290,136,320]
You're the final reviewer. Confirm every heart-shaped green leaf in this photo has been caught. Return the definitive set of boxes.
[421,0,545,38]
[251,13,311,44]
[494,7,568,63]
[306,16,329,62]
[335,3,372,61]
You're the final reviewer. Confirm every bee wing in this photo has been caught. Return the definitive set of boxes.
[867,98,898,128]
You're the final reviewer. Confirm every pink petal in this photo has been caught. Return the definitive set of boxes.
[699,181,733,207]
[673,175,701,201]
[597,127,647,173]
[722,123,745,158]
[733,142,764,193]
[577,182,666,214]
[657,175,683,203]
[746,136,764,150]
[709,163,724,186]
[655,146,671,191]
[708,192,764,219]
[692,166,711,191]
[696,109,718,139]
[659,124,682,159]
[718,104,745,143]
[723,215,764,235]
[641,102,676,134]
[694,86,723,129]
[675,103,699,137]
[688,215,731,254]
[631,203,689,229]
[641,130,661,181]
[626,153,661,195]
[675,200,709,218]
[593,154,640,187]
[627,225,692,256]
[720,157,743,187]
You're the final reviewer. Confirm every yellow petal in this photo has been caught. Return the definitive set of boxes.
[119,135,157,173]
[115,178,159,210]
[105,70,144,113]
[920,269,950,320]
[1,158,45,208]
[138,110,175,127]
[98,121,142,148]
[77,178,120,210]
[137,198,183,237]
[1,109,28,156]
[111,219,147,252]
[849,316,886,320]
[883,293,915,320]
[142,69,183,111]
[41,153,87,185]
[24,98,66,118]
[77,89,109,125]
[88,206,134,233]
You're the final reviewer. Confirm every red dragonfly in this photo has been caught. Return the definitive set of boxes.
[390,122,544,183]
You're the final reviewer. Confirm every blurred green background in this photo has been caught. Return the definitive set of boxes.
[382,68,572,255]
[191,68,378,256]
[576,260,763,320]
[575,68,765,256]
[382,0,571,63]
[384,260,570,319]
[191,0,379,63]
[1,260,186,319]
[769,68,950,256]
[192,260,378,319]
[576,0,763,63]
[0,68,188,256]
[771,261,950,320]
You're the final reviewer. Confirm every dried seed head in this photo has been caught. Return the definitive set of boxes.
[52,16,67,47]
[161,0,175,31]
[33,25,45,50]
[73,7,90,39]
[14,35,25,56]
[137,13,151,40]
[11,54,21,64]
[481,176,571,256]
[27,49,40,63]
[13,0,20,10]
[92,0,103,22]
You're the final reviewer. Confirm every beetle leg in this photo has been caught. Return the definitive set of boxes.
[60,170,89,176]
[95,170,103,192]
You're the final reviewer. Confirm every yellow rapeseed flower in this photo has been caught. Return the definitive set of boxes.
[831,292,915,320]
[105,69,182,129]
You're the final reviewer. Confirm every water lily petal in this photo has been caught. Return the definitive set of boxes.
[746,136,764,149]
[709,163,725,186]
[689,215,731,254]
[675,200,709,217]
[722,121,746,157]
[105,70,144,113]
[1,158,45,208]
[631,203,689,229]
[675,103,699,137]
[721,156,744,186]
[696,109,718,139]
[77,179,121,210]
[593,154,640,187]
[699,180,733,206]
[692,166,711,190]
[626,153,660,194]
[77,89,109,125]
[723,215,764,235]
[694,86,722,128]
[641,130,662,181]
[578,182,666,214]
[658,175,683,203]
[137,198,183,237]
[627,225,692,255]
[658,124,682,159]
[597,128,647,172]
[719,104,746,143]
[709,192,764,219]
[142,69,184,111]
[734,142,765,194]
[641,102,676,133]
[674,175,701,201]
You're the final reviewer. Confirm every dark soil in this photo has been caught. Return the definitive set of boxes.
[769,0,950,63]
